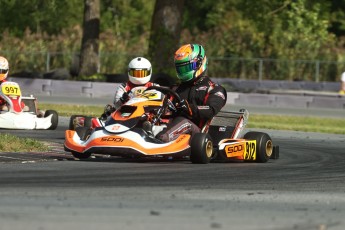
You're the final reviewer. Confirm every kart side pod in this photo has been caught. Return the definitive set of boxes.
[216,131,279,162]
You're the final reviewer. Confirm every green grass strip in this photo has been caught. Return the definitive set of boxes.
[0,134,49,152]
[39,103,345,135]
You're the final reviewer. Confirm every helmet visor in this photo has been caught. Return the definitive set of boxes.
[175,59,199,76]
[128,68,150,78]
[0,69,8,74]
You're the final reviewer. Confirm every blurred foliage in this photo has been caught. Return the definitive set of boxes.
[0,0,83,36]
[0,0,345,81]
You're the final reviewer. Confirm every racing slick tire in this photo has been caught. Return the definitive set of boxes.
[68,115,92,130]
[69,115,79,130]
[243,131,273,163]
[44,110,59,130]
[190,133,213,164]
[71,151,91,160]
[213,149,228,162]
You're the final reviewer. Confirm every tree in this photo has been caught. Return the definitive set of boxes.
[148,0,184,78]
[0,0,82,37]
[329,0,345,37]
[79,0,100,78]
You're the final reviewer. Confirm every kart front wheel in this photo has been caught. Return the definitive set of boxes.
[45,110,59,130]
[243,131,273,163]
[190,133,213,164]
[71,151,91,160]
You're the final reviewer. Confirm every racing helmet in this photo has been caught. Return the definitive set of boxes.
[128,57,152,85]
[174,44,208,82]
[0,56,9,81]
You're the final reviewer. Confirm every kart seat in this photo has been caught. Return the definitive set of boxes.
[207,110,248,145]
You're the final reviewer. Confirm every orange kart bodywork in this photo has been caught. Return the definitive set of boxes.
[204,111,279,163]
[218,138,258,161]
[64,86,279,163]
[65,129,191,158]
[64,86,213,162]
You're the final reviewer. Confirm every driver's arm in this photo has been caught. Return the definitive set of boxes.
[191,86,227,121]
[113,83,126,105]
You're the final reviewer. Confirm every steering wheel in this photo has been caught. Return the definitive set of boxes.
[144,85,182,123]
[145,85,181,102]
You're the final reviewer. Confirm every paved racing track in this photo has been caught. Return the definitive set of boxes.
[0,116,345,230]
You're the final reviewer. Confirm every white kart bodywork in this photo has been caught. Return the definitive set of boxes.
[0,81,58,130]
[0,111,53,129]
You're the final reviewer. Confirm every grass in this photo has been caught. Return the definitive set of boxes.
[0,104,104,153]
[1,103,344,153]
[39,103,345,135]
[0,133,49,152]
[40,104,104,117]
[248,114,345,135]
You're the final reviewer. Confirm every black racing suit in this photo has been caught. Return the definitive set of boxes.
[157,76,227,142]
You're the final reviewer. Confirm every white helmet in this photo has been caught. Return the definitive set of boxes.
[0,56,9,81]
[128,57,152,85]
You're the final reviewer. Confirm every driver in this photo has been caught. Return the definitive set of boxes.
[101,57,159,119]
[0,56,28,112]
[0,56,9,84]
[157,44,227,142]
[0,56,11,111]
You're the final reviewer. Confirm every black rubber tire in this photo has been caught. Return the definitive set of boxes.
[71,151,91,159]
[84,116,92,128]
[243,131,273,163]
[44,110,59,130]
[190,133,213,164]
[213,149,228,162]
[69,115,81,130]
[69,115,92,130]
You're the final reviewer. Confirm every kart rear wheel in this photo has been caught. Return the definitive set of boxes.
[213,149,228,162]
[44,110,59,130]
[69,115,92,130]
[243,131,273,163]
[69,115,80,130]
[71,151,91,159]
[190,133,213,164]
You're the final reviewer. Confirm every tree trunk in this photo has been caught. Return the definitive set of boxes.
[149,0,184,77]
[79,0,100,78]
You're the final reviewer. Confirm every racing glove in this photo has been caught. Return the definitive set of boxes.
[101,104,115,120]
[120,92,129,103]
[178,99,193,117]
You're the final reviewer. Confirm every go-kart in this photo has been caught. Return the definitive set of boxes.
[64,86,279,163]
[0,81,58,130]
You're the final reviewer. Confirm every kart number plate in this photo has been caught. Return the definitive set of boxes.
[244,141,256,160]
[1,84,21,96]
[224,140,256,160]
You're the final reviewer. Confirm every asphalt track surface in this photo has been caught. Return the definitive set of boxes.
[0,105,345,230]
